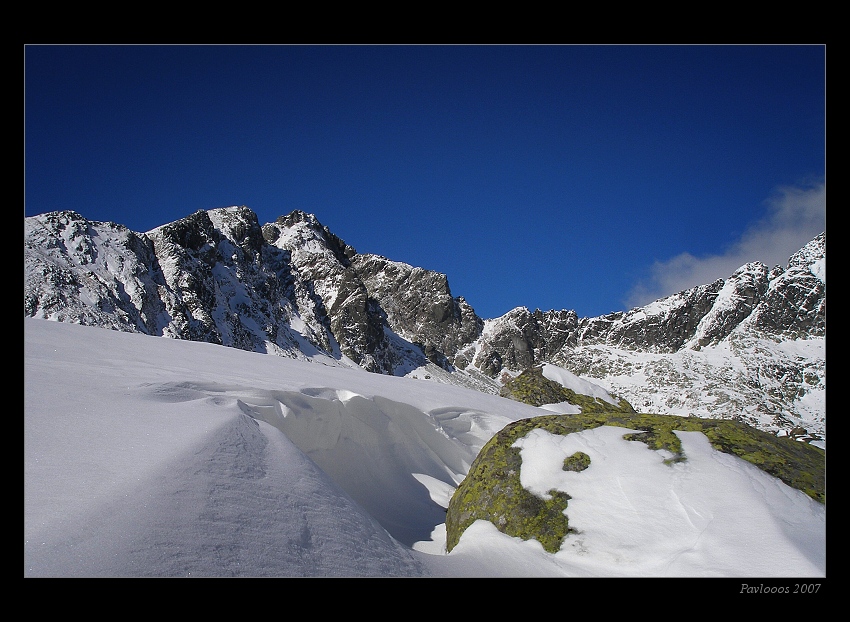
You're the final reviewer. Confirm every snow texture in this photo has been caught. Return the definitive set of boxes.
[24,318,825,578]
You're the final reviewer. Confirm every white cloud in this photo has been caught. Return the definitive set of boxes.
[626,180,825,310]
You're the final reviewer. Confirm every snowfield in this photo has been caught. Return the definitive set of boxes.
[24,318,826,578]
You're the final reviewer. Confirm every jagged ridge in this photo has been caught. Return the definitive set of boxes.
[24,206,825,442]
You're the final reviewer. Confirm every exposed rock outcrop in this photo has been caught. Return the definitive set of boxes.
[445,412,826,553]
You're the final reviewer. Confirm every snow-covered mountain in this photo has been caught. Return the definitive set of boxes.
[24,206,825,444]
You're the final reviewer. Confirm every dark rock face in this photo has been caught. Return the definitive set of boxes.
[146,206,303,353]
[468,308,579,377]
[750,233,826,338]
[586,280,727,352]
[689,264,769,348]
[261,210,392,371]
[352,254,483,369]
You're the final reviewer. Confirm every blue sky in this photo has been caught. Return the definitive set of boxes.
[24,45,825,319]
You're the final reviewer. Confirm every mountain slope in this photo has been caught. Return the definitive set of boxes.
[24,206,825,443]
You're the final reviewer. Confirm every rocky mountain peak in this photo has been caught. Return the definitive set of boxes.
[789,231,825,272]
[24,207,825,442]
[685,262,770,348]
[263,210,356,267]
[748,233,825,339]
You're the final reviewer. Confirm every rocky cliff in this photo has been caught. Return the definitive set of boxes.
[24,206,825,442]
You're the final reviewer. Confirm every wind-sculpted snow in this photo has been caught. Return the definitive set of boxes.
[24,318,825,577]
[142,380,490,545]
[26,405,429,577]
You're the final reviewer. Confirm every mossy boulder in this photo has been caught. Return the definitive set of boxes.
[499,366,636,414]
[444,412,825,553]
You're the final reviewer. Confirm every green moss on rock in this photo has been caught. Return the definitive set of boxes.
[563,451,591,472]
[444,415,579,553]
[445,412,825,554]
[499,366,635,414]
